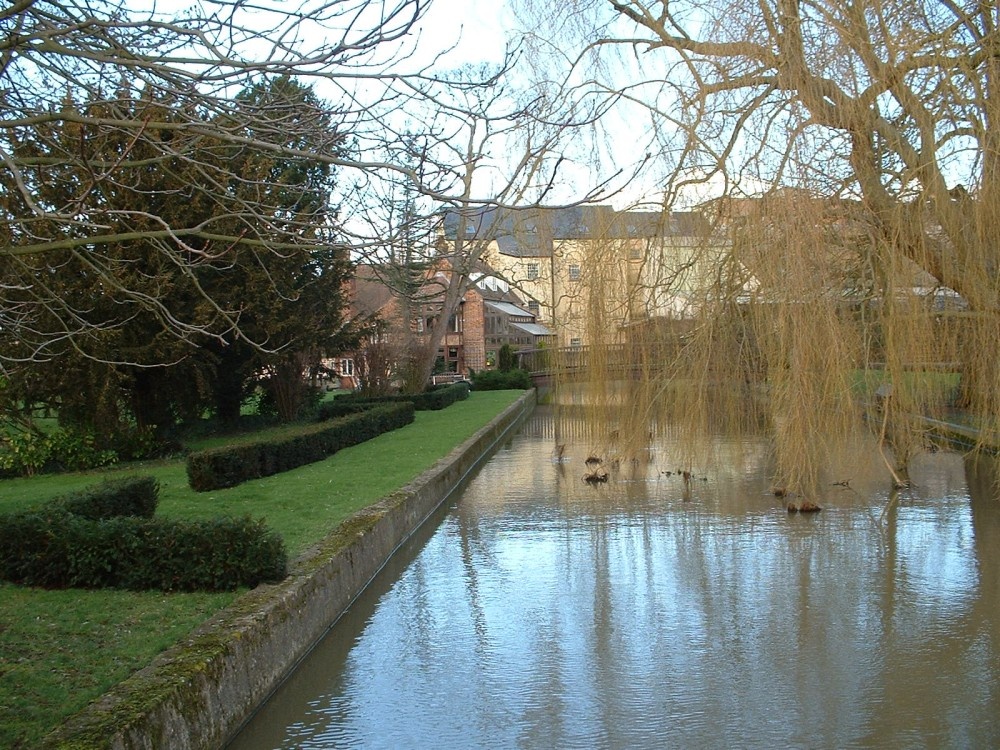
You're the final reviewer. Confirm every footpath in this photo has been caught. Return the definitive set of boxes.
[922,411,1000,452]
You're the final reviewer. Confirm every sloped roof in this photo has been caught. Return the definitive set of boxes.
[511,321,555,337]
[442,205,711,258]
[485,300,533,318]
[350,264,395,318]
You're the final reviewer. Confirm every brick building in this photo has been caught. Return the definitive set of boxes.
[348,262,552,384]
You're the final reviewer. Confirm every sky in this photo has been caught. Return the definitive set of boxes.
[412,0,515,67]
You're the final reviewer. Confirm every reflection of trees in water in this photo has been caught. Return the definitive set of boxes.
[525,401,901,512]
[238,415,1000,748]
[964,454,1000,691]
[457,420,1000,744]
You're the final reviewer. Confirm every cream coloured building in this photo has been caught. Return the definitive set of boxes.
[442,205,718,348]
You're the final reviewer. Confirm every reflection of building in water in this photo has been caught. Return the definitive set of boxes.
[230,407,1000,750]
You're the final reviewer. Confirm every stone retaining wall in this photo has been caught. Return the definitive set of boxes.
[42,390,537,750]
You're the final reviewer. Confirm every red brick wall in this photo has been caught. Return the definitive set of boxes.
[462,290,486,373]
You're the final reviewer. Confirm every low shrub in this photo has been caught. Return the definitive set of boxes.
[0,430,50,476]
[0,428,118,477]
[0,476,286,591]
[51,476,159,520]
[187,402,416,491]
[314,400,382,422]
[0,513,285,591]
[334,382,471,411]
[414,382,471,409]
[471,369,532,391]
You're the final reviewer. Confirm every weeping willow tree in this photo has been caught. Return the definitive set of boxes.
[517,0,999,501]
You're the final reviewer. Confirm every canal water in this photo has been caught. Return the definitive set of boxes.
[228,405,1000,749]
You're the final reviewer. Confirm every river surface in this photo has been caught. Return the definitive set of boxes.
[228,405,1000,749]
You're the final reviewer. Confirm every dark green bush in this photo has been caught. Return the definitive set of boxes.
[0,428,118,477]
[414,382,470,409]
[45,429,119,472]
[51,475,159,520]
[333,381,470,411]
[498,343,517,372]
[471,369,532,390]
[186,402,416,491]
[314,400,382,422]
[0,512,286,591]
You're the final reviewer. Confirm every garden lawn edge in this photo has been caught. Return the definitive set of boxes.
[40,389,537,750]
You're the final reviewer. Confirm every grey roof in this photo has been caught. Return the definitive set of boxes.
[511,321,555,337]
[485,300,533,318]
[442,205,710,258]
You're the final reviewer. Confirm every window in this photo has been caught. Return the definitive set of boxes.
[339,358,354,376]
[526,262,540,280]
[628,245,643,260]
[448,314,462,333]
[568,263,581,281]
[570,337,583,348]
[527,300,540,315]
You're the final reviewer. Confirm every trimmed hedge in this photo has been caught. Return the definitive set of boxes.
[419,381,471,409]
[0,513,285,591]
[314,400,383,422]
[0,477,286,591]
[187,402,416,492]
[470,369,532,391]
[49,475,159,520]
[335,381,471,411]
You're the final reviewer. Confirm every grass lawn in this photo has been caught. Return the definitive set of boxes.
[0,390,524,749]
[851,367,960,405]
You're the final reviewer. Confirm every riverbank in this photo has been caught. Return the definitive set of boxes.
[1,390,534,749]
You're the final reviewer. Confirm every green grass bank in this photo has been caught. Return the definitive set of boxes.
[0,390,526,749]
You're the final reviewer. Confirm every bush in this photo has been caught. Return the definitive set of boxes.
[314,400,382,422]
[0,428,118,477]
[413,382,471,409]
[0,430,51,476]
[0,476,286,591]
[51,476,159,520]
[48,429,120,472]
[498,343,517,372]
[0,512,285,591]
[333,382,471,411]
[186,402,416,491]
[471,369,532,390]
[107,425,168,462]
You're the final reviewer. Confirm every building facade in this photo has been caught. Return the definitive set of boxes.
[442,205,717,348]
[349,262,553,384]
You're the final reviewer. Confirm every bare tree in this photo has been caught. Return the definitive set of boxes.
[513,0,1000,494]
[345,62,625,390]
[3,0,633,406]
